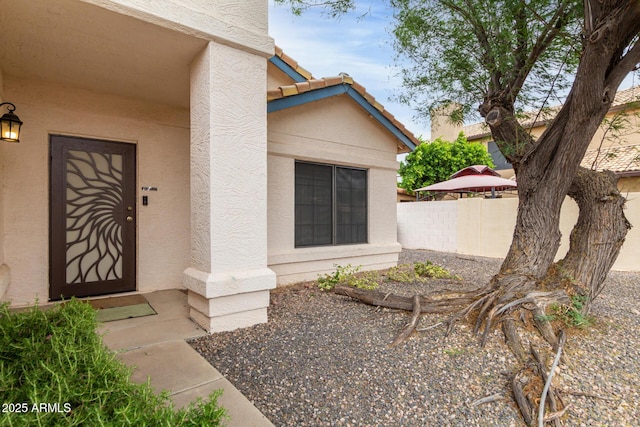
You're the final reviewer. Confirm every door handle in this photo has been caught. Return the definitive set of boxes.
[126,216,134,222]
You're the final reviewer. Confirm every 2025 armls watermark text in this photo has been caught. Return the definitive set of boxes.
[2,403,72,413]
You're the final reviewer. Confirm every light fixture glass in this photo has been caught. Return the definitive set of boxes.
[0,102,23,143]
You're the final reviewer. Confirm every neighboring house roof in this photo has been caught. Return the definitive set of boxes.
[464,86,640,140]
[267,46,419,152]
[582,143,640,176]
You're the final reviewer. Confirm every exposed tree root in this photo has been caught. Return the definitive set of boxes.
[502,319,527,363]
[537,330,566,427]
[334,284,577,425]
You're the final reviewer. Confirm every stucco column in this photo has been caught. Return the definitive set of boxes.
[184,41,276,332]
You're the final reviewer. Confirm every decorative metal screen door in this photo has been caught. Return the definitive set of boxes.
[49,135,136,300]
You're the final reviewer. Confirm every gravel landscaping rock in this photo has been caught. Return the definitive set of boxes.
[189,250,640,427]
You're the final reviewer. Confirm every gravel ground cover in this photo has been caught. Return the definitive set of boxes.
[189,250,640,427]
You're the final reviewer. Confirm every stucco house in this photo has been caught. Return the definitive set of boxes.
[0,0,417,333]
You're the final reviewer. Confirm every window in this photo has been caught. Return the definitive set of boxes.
[488,141,512,170]
[295,161,367,247]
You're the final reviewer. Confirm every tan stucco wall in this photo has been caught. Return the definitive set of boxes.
[456,196,580,260]
[587,106,640,151]
[177,0,268,34]
[620,176,640,193]
[1,76,190,305]
[430,103,462,142]
[267,95,402,284]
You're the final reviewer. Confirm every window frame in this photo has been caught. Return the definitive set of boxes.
[294,160,368,248]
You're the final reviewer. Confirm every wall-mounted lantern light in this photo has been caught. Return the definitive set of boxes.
[0,102,23,143]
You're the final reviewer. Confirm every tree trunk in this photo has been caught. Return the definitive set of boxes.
[553,167,631,310]
[479,0,640,306]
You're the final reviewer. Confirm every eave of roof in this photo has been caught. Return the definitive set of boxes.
[268,46,419,152]
[269,46,313,82]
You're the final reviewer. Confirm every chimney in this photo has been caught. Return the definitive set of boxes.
[430,102,463,142]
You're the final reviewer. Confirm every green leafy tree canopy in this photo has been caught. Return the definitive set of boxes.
[398,132,494,192]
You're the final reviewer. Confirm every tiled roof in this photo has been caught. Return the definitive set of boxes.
[581,144,640,174]
[268,46,421,151]
[272,46,314,81]
[464,86,640,140]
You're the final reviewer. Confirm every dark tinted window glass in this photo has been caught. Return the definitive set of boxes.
[488,141,512,170]
[335,167,367,244]
[295,162,333,246]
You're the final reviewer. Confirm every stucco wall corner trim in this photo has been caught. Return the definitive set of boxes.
[183,267,276,299]
[268,242,402,266]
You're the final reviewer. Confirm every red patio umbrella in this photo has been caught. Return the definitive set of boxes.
[415,165,517,194]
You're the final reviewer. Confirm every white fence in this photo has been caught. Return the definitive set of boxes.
[397,193,640,271]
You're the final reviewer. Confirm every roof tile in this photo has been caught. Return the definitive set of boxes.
[267,89,283,101]
[352,81,366,94]
[308,79,327,90]
[281,85,299,97]
[581,144,640,173]
[294,81,311,94]
[273,45,315,80]
[323,76,343,86]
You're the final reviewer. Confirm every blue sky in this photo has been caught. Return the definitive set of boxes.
[268,2,639,145]
[268,1,433,140]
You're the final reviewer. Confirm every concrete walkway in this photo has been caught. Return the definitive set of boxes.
[98,289,274,427]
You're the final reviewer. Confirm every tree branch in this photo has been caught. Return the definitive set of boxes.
[440,0,502,92]
[605,39,640,90]
[509,1,574,101]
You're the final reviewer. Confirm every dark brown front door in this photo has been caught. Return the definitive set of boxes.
[49,135,136,300]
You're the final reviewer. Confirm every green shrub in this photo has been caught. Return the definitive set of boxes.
[413,261,461,280]
[317,264,379,291]
[539,295,594,329]
[385,264,419,282]
[0,300,227,426]
[554,295,593,328]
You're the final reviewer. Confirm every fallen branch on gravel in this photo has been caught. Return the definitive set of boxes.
[390,295,421,347]
[543,404,571,423]
[416,321,444,332]
[334,285,485,314]
[470,392,505,407]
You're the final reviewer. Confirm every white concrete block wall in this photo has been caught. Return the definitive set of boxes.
[397,201,458,252]
[397,193,640,272]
